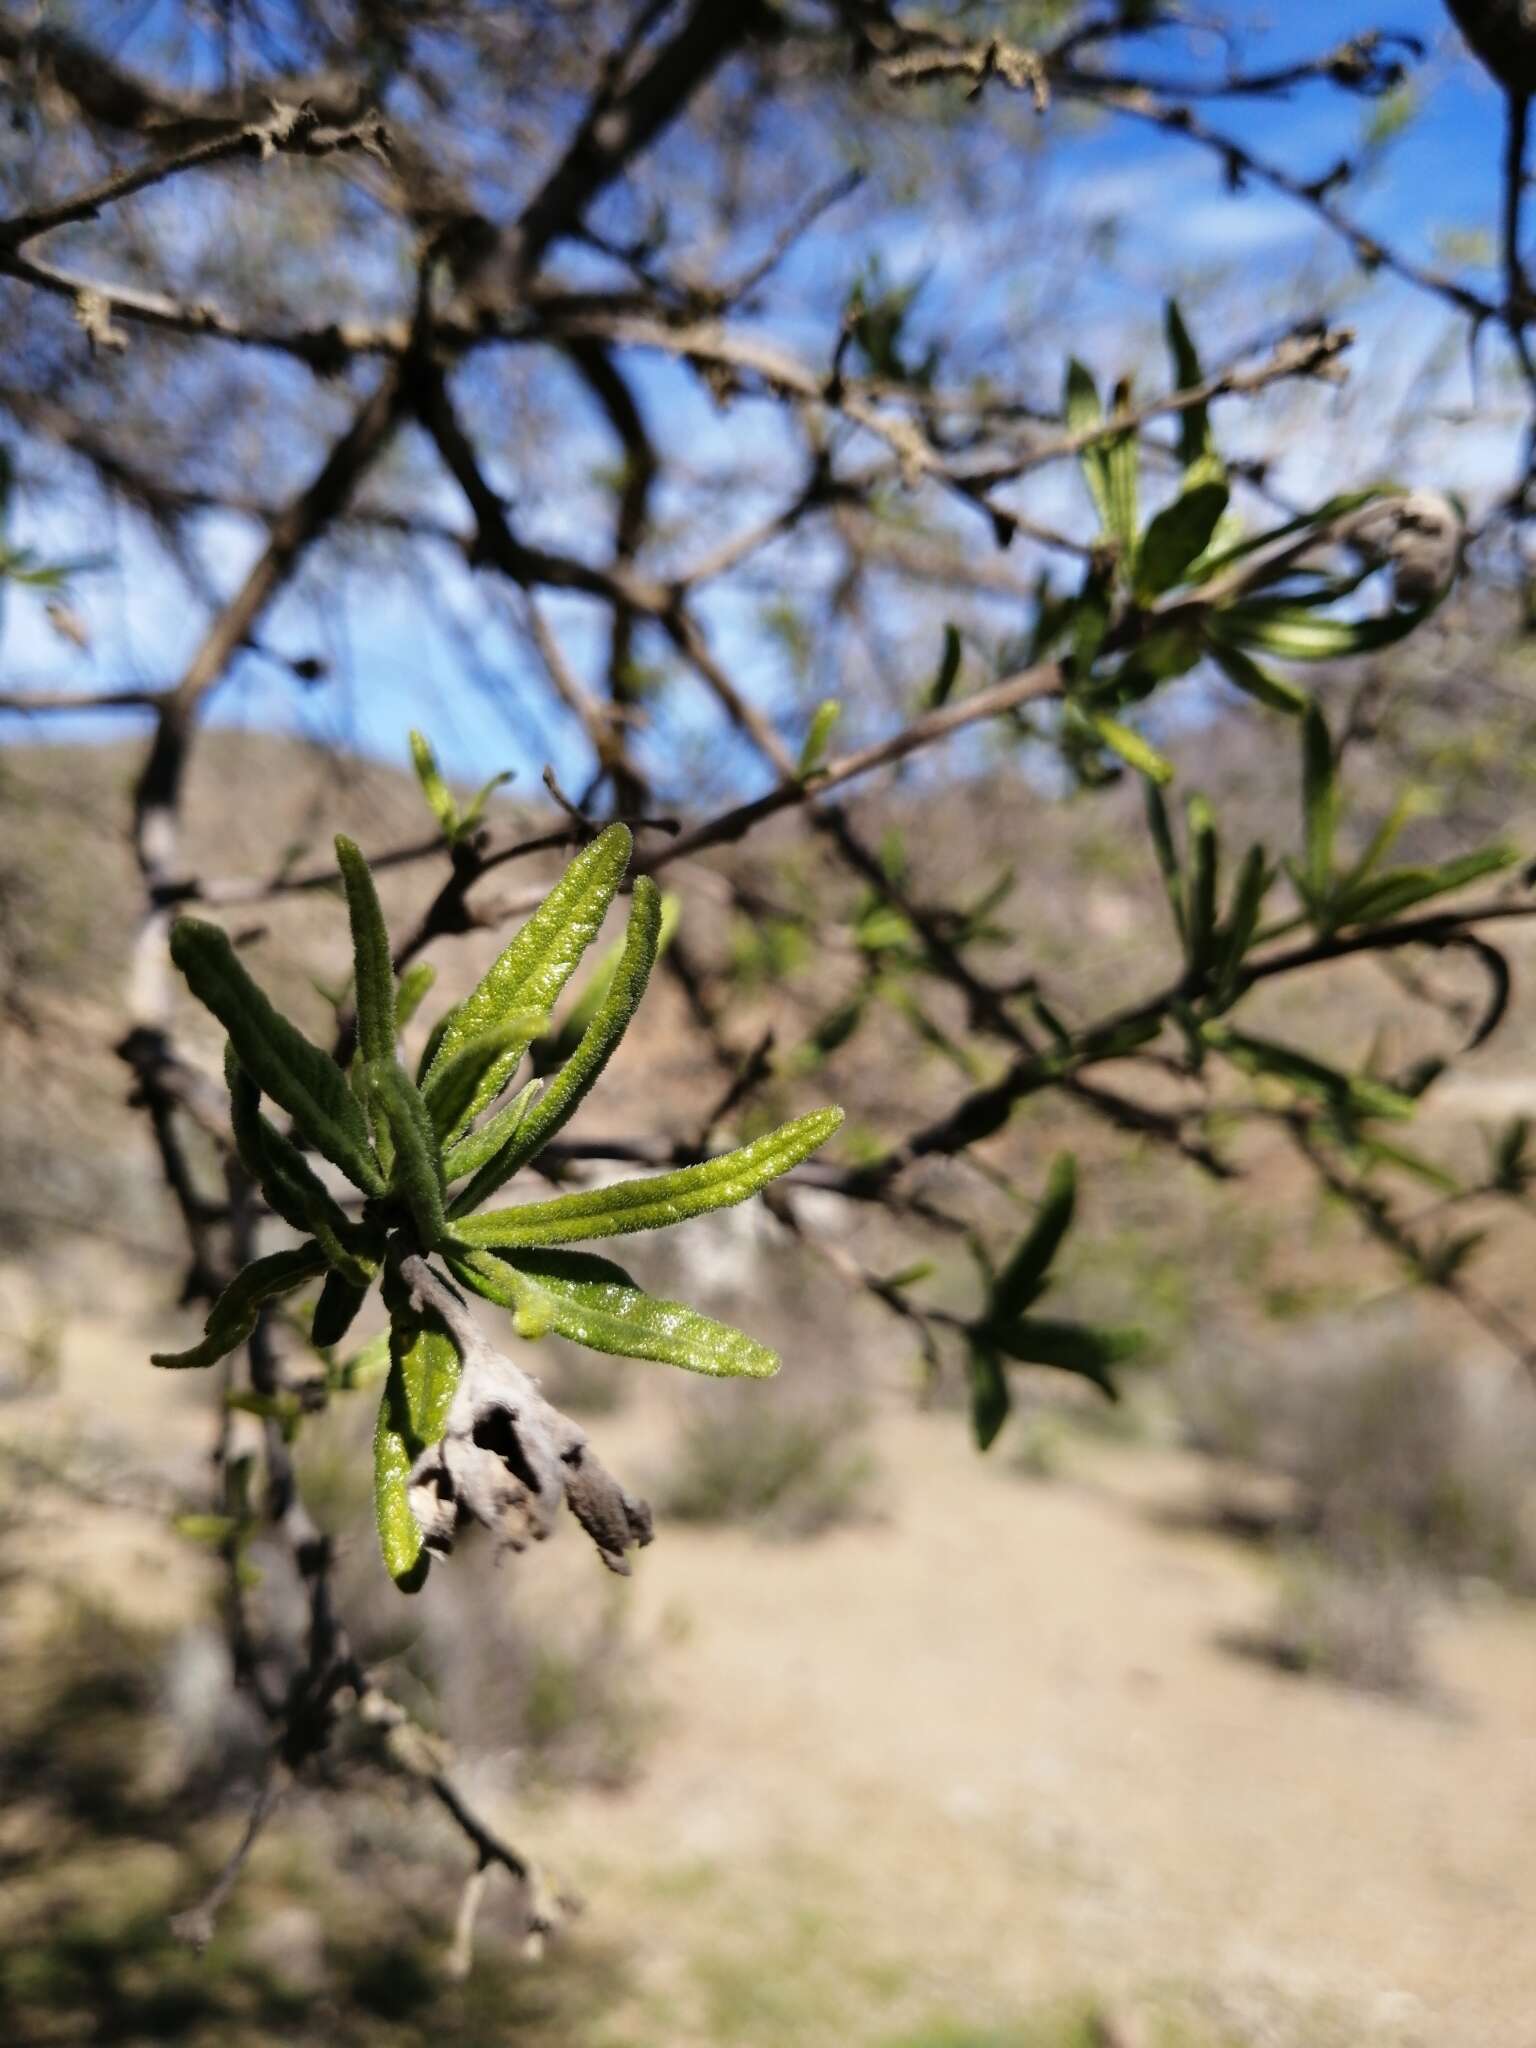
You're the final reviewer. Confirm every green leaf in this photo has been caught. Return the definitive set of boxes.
[455,1106,844,1251]
[1186,794,1219,981]
[1331,845,1515,928]
[1208,1026,1415,1122]
[312,1268,370,1349]
[227,1056,375,1280]
[1301,703,1337,904]
[366,1061,449,1248]
[334,835,396,1067]
[1216,594,1433,662]
[458,768,514,837]
[989,1316,1143,1396]
[925,624,963,708]
[443,1078,542,1187]
[424,824,632,1098]
[1195,489,1388,581]
[374,1264,463,1589]
[452,879,665,1212]
[1164,299,1212,469]
[394,962,437,1032]
[797,698,841,778]
[409,728,458,837]
[1086,710,1172,784]
[170,919,383,1195]
[1204,637,1309,716]
[151,1244,326,1369]
[1135,480,1229,599]
[968,1341,1010,1451]
[453,1247,779,1378]
[1144,781,1186,947]
[1212,844,1270,1006]
[421,1010,546,1145]
[989,1153,1076,1323]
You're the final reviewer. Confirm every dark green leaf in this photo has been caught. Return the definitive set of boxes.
[1301,703,1336,903]
[1144,781,1186,946]
[1204,637,1309,716]
[968,1341,1011,1451]
[421,1010,546,1145]
[990,1153,1076,1323]
[925,624,963,708]
[312,1268,370,1349]
[152,1244,326,1369]
[171,919,383,1195]
[989,1315,1143,1396]
[1135,480,1229,599]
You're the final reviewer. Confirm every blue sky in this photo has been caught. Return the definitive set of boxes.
[2,0,1526,793]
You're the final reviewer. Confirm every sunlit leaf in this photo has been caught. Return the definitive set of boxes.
[456,1106,844,1251]
[453,1247,779,1378]
[335,835,396,1067]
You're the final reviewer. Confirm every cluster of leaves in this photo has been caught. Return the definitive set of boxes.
[156,816,842,1589]
[1026,303,1451,787]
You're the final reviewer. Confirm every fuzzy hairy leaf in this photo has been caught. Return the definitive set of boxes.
[452,879,664,1213]
[373,1265,462,1589]
[421,1010,546,1144]
[424,823,632,1104]
[152,1244,326,1369]
[442,1078,542,1186]
[409,728,458,837]
[171,918,383,1195]
[456,1106,844,1251]
[312,1268,370,1349]
[394,962,437,1032]
[367,1061,449,1248]
[226,1048,372,1276]
[335,835,396,1067]
[453,1246,779,1378]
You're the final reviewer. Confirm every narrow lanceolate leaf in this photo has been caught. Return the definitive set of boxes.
[1087,711,1172,785]
[1164,299,1212,469]
[925,623,963,708]
[424,823,632,1099]
[1331,845,1516,929]
[452,1247,780,1379]
[312,1268,370,1349]
[1135,479,1228,599]
[228,1055,377,1281]
[1207,1026,1416,1122]
[1301,702,1337,903]
[456,1106,844,1252]
[170,919,383,1195]
[367,1061,449,1248]
[1204,637,1309,717]
[451,879,664,1214]
[1212,844,1270,1006]
[1185,795,1219,981]
[335,835,396,1066]
[409,728,458,837]
[151,1244,326,1369]
[989,1153,1076,1324]
[989,1316,1144,1397]
[394,962,437,1033]
[421,1010,546,1144]
[1216,594,1433,662]
[442,1078,542,1186]
[1144,781,1186,947]
[797,698,841,778]
[374,1264,462,1589]
[968,1341,1011,1451]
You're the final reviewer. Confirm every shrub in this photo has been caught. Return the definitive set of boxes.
[660,1385,876,1538]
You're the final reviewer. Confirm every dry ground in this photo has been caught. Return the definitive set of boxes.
[7,1268,1536,2048]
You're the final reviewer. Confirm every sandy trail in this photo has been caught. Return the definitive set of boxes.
[525,1410,1536,2046]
